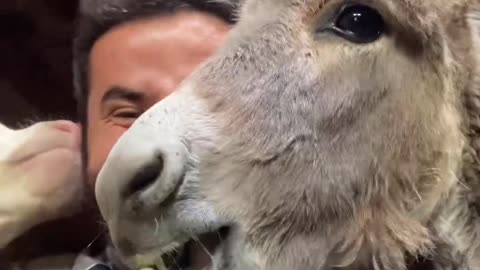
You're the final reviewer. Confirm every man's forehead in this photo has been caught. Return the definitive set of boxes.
[79,0,239,21]
[90,12,229,63]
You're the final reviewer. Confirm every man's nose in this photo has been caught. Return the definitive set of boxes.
[96,129,187,219]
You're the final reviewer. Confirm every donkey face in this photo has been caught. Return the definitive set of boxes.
[96,0,480,269]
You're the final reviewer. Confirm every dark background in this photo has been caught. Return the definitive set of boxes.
[0,0,78,127]
[0,0,103,263]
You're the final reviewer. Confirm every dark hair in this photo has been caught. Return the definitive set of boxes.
[72,0,236,175]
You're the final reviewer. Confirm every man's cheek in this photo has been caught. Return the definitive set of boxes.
[87,126,128,188]
[87,136,117,188]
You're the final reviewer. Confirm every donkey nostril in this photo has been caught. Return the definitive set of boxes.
[122,154,164,198]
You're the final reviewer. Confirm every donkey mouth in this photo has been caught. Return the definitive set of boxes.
[157,227,230,270]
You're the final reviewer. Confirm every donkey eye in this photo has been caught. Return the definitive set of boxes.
[331,5,384,43]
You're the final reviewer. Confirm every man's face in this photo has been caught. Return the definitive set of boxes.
[87,11,230,188]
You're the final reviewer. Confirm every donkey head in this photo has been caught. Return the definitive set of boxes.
[96,0,480,269]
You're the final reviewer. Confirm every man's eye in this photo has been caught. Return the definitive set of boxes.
[113,110,140,119]
[329,4,385,43]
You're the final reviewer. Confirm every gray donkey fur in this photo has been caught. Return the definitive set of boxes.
[95,0,480,269]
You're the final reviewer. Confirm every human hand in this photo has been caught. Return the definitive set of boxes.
[0,120,85,247]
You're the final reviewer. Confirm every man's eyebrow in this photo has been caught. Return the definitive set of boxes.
[101,86,145,104]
